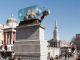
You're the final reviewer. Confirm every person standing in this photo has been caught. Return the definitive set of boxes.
[64,54,67,60]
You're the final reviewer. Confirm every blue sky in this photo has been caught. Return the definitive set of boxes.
[0,0,80,41]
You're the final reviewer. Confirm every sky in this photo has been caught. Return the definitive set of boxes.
[0,0,80,41]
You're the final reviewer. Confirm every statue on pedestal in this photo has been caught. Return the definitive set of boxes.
[18,5,50,25]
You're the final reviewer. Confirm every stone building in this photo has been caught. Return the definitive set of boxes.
[47,20,61,58]
[71,34,80,51]
[3,15,18,51]
[0,15,18,51]
[60,40,70,55]
[0,15,18,59]
[0,24,4,49]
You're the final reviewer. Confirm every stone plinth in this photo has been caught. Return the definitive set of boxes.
[16,24,41,40]
[13,24,47,60]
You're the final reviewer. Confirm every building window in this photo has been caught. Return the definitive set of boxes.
[54,42,57,47]
[47,52,50,59]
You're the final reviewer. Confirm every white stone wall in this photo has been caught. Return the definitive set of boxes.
[0,30,3,45]
[7,44,13,51]
[39,26,45,40]
[48,47,61,58]
[39,26,48,60]
[7,22,18,28]
[0,25,3,46]
[60,41,70,47]
[53,48,61,58]
[48,47,54,58]
[40,40,48,60]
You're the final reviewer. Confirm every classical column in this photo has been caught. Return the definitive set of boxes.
[13,32,16,44]
[3,32,6,48]
[11,31,13,44]
[11,31,16,44]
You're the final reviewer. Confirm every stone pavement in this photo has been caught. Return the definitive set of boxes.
[54,56,76,60]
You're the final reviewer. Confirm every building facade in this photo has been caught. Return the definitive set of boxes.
[0,15,18,51]
[0,24,4,50]
[47,20,61,59]
[71,34,80,51]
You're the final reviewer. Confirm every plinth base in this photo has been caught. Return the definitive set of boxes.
[19,19,41,26]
